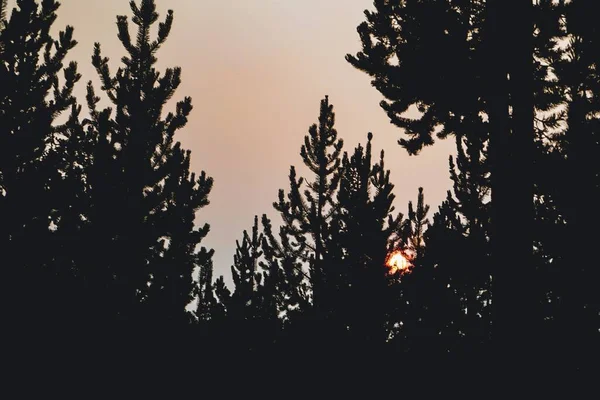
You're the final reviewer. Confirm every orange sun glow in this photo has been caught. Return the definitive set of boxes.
[386,251,412,275]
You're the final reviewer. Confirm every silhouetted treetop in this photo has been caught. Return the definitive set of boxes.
[346,0,487,154]
[81,0,213,323]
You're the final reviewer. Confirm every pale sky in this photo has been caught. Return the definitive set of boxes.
[9,0,455,286]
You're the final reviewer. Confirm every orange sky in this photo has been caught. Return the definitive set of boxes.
[9,0,455,284]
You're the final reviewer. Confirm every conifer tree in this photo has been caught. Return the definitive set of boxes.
[260,213,310,323]
[402,187,430,261]
[447,136,491,340]
[406,197,464,350]
[210,275,229,321]
[388,133,494,352]
[271,95,343,324]
[82,0,213,324]
[330,132,403,347]
[388,187,450,352]
[229,216,264,321]
[212,216,283,351]
[194,256,223,327]
[422,135,492,349]
[266,108,408,350]
[0,0,81,324]
[228,216,280,324]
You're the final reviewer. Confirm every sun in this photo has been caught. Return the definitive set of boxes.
[386,251,412,275]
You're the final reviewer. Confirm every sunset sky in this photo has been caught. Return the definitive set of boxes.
[11,0,455,284]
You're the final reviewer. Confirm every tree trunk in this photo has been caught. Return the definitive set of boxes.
[487,0,534,350]
[508,0,535,344]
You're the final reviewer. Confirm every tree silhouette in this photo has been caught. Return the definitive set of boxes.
[260,213,310,325]
[330,132,403,348]
[0,0,81,325]
[232,216,281,323]
[261,98,410,352]
[214,216,282,352]
[270,96,343,331]
[2,0,596,366]
[406,136,492,351]
[82,0,213,324]
[387,187,456,353]
[229,216,265,320]
[262,99,414,353]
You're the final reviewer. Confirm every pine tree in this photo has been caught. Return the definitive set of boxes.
[213,216,283,352]
[405,196,464,352]
[416,135,492,350]
[448,136,492,342]
[228,216,280,323]
[0,0,81,325]
[271,95,343,327]
[229,216,264,321]
[260,213,309,324]
[82,0,213,324]
[330,132,403,348]
[388,187,451,352]
[387,134,493,353]
[402,187,430,261]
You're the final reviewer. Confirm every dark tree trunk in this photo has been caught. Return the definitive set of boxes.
[508,0,536,342]
[486,0,510,345]
[487,0,534,350]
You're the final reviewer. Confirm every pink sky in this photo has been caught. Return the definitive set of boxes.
[13,0,455,284]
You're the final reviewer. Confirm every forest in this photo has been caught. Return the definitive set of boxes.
[1,0,598,370]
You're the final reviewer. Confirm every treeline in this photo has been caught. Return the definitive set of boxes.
[1,0,598,358]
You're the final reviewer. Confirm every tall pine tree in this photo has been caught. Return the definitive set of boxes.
[82,0,213,324]
[271,95,343,330]
[330,132,403,348]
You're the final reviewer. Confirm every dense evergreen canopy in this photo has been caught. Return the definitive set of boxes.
[1,0,597,367]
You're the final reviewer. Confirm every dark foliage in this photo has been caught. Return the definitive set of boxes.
[0,0,81,326]
[1,0,598,367]
[79,0,214,324]
[347,0,542,349]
